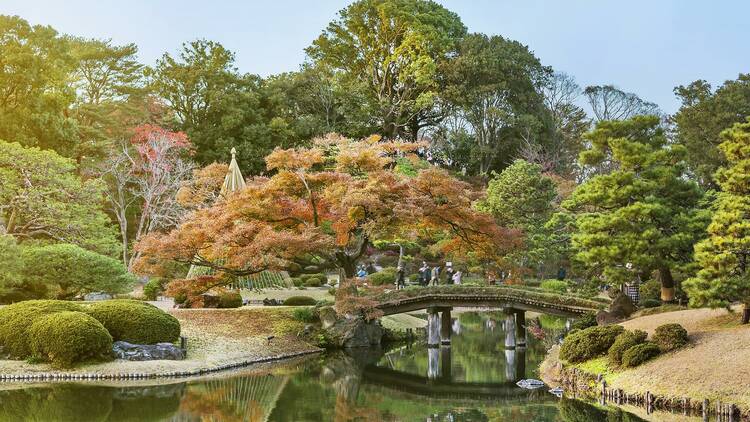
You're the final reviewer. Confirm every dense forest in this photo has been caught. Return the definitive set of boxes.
[2,0,750,320]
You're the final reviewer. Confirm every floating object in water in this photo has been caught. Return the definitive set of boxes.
[516,379,545,389]
[549,387,564,397]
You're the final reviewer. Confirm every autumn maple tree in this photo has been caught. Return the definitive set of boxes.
[134,134,519,301]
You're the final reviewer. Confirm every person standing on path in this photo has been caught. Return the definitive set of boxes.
[430,265,440,286]
[452,270,462,285]
[419,262,430,286]
[395,266,406,290]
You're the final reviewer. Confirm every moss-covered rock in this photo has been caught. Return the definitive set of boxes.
[29,311,113,368]
[84,300,180,344]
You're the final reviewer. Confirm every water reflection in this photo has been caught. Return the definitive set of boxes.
[0,311,655,422]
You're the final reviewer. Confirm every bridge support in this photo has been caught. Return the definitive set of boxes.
[440,308,452,345]
[440,345,452,381]
[515,310,526,348]
[427,308,441,347]
[504,309,516,349]
[427,347,439,379]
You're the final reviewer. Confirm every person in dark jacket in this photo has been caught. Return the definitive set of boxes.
[395,266,406,290]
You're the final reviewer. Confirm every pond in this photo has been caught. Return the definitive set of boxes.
[0,310,655,421]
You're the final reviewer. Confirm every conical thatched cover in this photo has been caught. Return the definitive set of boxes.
[220,147,246,196]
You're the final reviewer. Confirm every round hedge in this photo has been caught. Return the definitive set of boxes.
[540,279,568,293]
[367,267,398,286]
[283,296,317,306]
[622,342,660,367]
[560,324,624,363]
[607,329,647,366]
[0,300,84,358]
[218,291,243,308]
[84,300,180,344]
[652,323,689,352]
[29,311,113,368]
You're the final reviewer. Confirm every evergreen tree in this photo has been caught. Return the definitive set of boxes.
[564,116,705,301]
[685,119,750,323]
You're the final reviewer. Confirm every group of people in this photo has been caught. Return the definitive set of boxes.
[417,261,462,286]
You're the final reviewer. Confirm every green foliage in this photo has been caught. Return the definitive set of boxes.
[218,291,243,308]
[639,280,661,303]
[621,342,661,368]
[84,300,180,344]
[28,311,113,368]
[143,278,165,301]
[300,273,327,287]
[640,298,661,308]
[608,329,648,366]
[564,116,706,296]
[0,300,84,358]
[283,296,317,306]
[0,140,119,256]
[651,323,689,352]
[290,277,304,288]
[292,307,318,323]
[540,279,568,294]
[0,235,30,303]
[685,120,750,311]
[570,312,598,331]
[21,244,135,300]
[367,267,398,286]
[559,325,625,363]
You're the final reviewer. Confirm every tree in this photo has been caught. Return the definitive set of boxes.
[673,74,750,189]
[134,134,519,302]
[477,160,557,271]
[563,116,705,301]
[584,85,661,122]
[306,0,467,139]
[99,125,194,268]
[684,120,750,323]
[0,16,78,158]
[440,33,551,175]
[0,235,26,303]
[21,244,136,300]
[0,140,119,256]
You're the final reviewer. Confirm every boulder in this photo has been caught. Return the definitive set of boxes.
[324,316,383,348]
[318,306,339,329]
[113,341,185,361]
[609,292,637,318]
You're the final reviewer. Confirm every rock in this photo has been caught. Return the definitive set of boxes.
[318,306,339,329]
[324,316,383,348]
[609,292,636,318]
[262,298,282,306]
[200,293,220,308]
[596,310,621,325]
[113,341,185,361]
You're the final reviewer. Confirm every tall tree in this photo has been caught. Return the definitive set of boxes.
[440,33,551,175]
[673,74,750,189]
[564,116,705,301]
[684,120,750,323]
[584,85,661,122]
[306,0,467,140]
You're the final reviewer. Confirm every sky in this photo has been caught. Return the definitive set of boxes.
[4,0,750,114]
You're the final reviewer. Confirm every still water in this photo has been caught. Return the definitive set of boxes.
[0,311,651,421]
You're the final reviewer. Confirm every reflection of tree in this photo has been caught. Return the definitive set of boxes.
[558,398,648,422]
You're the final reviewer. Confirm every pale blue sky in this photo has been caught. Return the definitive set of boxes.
[4,0,749,113]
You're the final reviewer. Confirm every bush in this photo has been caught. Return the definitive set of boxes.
[299,273,327,287]
[290,277,304,288]
[639,280,661,302]
[143,278,165,301]
[622,342,660,367]
[367,267,398,286]
[559,325,625,363]
[640,298,661,308]
[540,279,568,294]
[283,296,317,306]
[0,300,85,358]
[570,312,598,331]
[293,307,317,323]
[28,311,113,368]
[84,300,180,344]
[218,291,243,308]
[608,329,647,366]
[651,323,689,352]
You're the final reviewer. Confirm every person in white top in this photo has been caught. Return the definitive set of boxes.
[452,270,462,285]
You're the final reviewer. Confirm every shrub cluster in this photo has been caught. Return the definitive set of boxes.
[0,300,84,358]
[84,300,180,344]
[639,298,661,308]
[367,267,398,286]
[621,342,661,367]
[283,296,317,306]
[639,280,661,303]
[570,312,598,331]
[607,329,647,366]
[559,325,624,363]
[292,307,318,323]
[29,311,113,368]
[652,323,689,352]
[143,278,165,301]
[540,279,568,294]
[218,291,243,308]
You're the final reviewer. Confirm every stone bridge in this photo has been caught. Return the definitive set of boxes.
[373,286,604,349]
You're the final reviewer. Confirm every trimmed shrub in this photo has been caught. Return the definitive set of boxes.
[283,296,317,306]
[218,291,243,308]
[300,273,327,287]
[652,323,689,352]
[290,277,304,288]
[367,267,398,286]
[571,312,598,331]
[608,329,648,366]
[143,278,165,301]
[559,325,625,363]
[84,300,180,344]
[28,311,113,368]
[0,300,84,358]
[540,279,568,294]
[640,298,661,308]
[622,342,660,367]
[639,280,661,302]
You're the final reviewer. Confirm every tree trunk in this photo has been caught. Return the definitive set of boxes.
[743,303,750,325]
[659,266,675,303]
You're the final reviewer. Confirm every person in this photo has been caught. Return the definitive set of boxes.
[395,266,406,290]
[419,261,430,286]
[445,264,454,285]
[356,266,367,278]
[430,265,440,286]
[452,270,462,285]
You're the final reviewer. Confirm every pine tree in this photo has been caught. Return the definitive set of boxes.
[685,119,750,323]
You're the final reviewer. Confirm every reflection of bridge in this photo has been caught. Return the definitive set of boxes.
[375,287,601,349]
